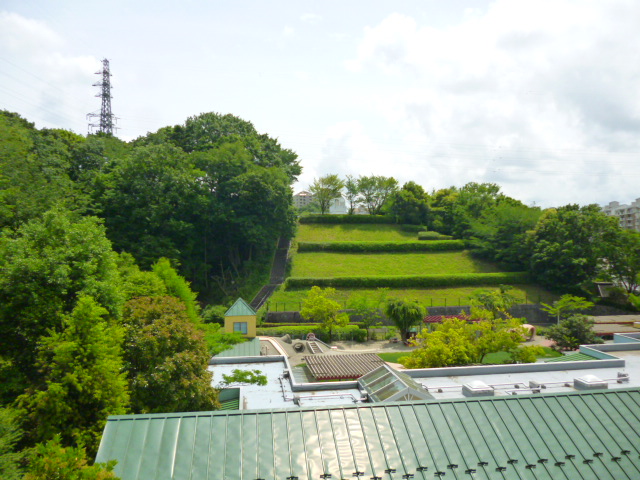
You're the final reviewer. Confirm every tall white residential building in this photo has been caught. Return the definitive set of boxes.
[293,190,315,209]
[602,198,640,232]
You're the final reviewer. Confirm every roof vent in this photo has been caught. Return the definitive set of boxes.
[617,372,629,383]
[462,380,494,397]
[574,375,608,390]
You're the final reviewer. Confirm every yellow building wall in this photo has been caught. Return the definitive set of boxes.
[224,314,256,338]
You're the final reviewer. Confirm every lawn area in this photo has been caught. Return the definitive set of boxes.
[377,352,411,363]
[265,285,557,311]
[296,224,417,242]
[291,251,502,277]
[482,347,561,364]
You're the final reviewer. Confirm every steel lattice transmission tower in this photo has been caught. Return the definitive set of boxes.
[87,58,118,134]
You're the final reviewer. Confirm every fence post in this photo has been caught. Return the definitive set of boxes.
[444,298,447,307]
[430,298,433,307]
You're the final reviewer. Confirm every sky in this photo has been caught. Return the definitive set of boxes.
[1,0,639,208]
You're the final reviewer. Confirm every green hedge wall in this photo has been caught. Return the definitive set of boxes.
[399,224,427,232]
[285,272,530,289]
[297,240,466,253]
[298,214,394,224]
[418,231,453,241]
[256,324,367,342]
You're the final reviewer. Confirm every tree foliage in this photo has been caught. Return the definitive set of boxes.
[122,296,218,414]
[348,289,388,340]
[357,175,398,215]
[544,314,603,350]
[16,296,129,456]
[605,229,640,293]
[0,208,122,387]
[390,181,430,226]
[541,294,594,324]
[24,435,119,480]
[219,369,267,386]
[384,298,426,341]
[527,204,620,292]
[300,286,349,342]
[310,174,345,215]
[0,407,24,480]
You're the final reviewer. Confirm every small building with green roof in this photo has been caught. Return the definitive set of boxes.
[224,298,257,338]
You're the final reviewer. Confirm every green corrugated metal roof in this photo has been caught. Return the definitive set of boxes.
[214,338,261,358]
[224,298,256,317]
[96,388,640,480]
[546,352,601,363]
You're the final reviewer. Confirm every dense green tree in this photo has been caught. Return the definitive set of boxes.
[25,435,119,480]
[527,204,620,292]
[152,257,200,322]
[469,202,541,269]
[390,181,431,225]
[544,314,603,350]
[310,174,345,214]
[384,298,425,341]
[402,315,525,368]
[0,407,24,480]
[219,369,267,387]
[300,286,349,342]
[358,175,398,215]
[16,297,129,456]
[122,296,218,414]
[605,229,640,293]
[0,208,122,389]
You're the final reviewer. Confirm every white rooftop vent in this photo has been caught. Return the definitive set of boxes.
[574,375,608,390]
[462,380,494,397]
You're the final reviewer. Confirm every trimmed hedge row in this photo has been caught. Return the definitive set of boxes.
[299,214,394,224]
[285,272,530,289]
[399,224,427,232]
[297,240,466,253]
[256,324,367,342]
[418,231,453,241]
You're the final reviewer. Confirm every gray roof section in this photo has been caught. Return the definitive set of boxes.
[214,338,261,358]
[97,388,640,480]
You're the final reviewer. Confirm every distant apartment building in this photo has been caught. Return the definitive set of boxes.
[293,190,315,209]
[602,198,640,232]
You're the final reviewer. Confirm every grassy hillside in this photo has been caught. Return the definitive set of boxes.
[296,224,416,242]
[291,251,501,277]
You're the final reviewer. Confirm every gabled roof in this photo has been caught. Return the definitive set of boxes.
[224,298,256,317]
[304,353,385,380]
[96,388,640,480]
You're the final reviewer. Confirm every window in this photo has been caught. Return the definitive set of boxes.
[233,322,248,334]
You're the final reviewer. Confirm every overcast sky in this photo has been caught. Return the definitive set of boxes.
[2,0,639,208]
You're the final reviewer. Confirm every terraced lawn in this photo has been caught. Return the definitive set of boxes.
[290,251,501,277]
[265,285,557,311]
[296,224,416,242]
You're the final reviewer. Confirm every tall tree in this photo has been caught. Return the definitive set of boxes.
[309,174,345,215]
[384,298,425,341]
[16,297,129,456]
[0,208,122,391]
[344,175,360,215]
[300,286,349,342]
[605,229,640,293]
[358,175,398,215]
[122,296,218,414]
[390,181,430,225]
[527,204,620,292]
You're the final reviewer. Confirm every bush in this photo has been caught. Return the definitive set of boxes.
[299,214,394,224]
[256,324,367,342]
[297,240,466,253]
[418,231,453,241]
[285,272,530,289]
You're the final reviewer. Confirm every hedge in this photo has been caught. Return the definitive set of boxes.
[418,231,453,241]
[297,240,466,253]
[298,214,394,224]
[256,324,367,342]
[284,272,531,289]
[399,224,427,233]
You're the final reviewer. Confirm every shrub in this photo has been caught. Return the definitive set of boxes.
[418,231,453,241]
[297,240,465,253]
[285,272,530,289]
[256,324,367,342]
[299,214,394,224]
[399,224,427,233]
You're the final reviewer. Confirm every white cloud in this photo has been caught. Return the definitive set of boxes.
[0,11,63,55]
[300,13,322,24]
[338,1,640,206]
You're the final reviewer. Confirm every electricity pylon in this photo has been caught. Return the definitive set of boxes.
[87,58,117,134]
